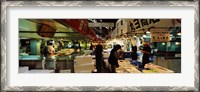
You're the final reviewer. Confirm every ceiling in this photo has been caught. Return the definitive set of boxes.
[19,19,119,41]
[87,19,118,39]
[19,19,86,40]
[19,19,181,42]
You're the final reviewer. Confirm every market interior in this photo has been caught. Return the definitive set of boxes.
[19,19,181,73]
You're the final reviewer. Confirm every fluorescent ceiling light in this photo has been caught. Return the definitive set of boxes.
[177,33,181,35]
[146,31,150,34]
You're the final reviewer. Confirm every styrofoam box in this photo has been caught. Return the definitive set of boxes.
[74,56,93,65]
[19,66,29,73]
[25,69,54,73]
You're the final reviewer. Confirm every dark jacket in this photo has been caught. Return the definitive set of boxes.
[108,49,119,65]
[95,44,104,72]
[131,45,138,60]
[142,45,151,64]
[108,45,121,66]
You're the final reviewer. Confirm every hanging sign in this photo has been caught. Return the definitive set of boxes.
[88,23,114,27]
[135,33,144,37]
[150,28,170,42]
[37,24,56,38]
[128,19,174,33]
[128,19,160,32]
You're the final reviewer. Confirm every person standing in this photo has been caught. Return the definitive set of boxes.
[140,43,151,68]
[90,43,95,55]
[90,43,93,51]
[58,41,64,51]
[108,44,121,73]
[131,45,138,60]
[42,40,57,70]
[95,44,104,73]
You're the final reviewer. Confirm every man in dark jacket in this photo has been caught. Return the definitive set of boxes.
[95,44,104,73]
[140,43,151,68]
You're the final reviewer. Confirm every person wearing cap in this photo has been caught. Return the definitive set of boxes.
[140,42,151,68]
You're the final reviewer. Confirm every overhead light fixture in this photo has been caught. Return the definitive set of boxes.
[146,31,150,34]
[142,35,146,38]
[177,33,181,35]
[175,42,180,45]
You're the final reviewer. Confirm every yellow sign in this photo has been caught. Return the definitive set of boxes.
[150,28,170,42]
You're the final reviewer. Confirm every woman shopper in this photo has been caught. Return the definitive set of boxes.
[131,45,138,60]
[108,44,121,73]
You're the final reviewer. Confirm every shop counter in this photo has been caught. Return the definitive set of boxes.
[116,67,125,73]
[60,70,71,73]
[116,60,141,73]
[117,60,174,73]
[19,55,75,61]
[91,55,109,59]
[19,55,41,61]
[74,55,95,73]
[19,66,29,73]
[124,66,142,73]
[24,69,54,73]
[19,55,75,70]
[142,70,157,73]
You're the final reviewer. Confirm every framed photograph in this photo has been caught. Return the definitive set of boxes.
[1,1,199,91]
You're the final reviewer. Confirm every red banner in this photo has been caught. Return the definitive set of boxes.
[64,19,88,35]
[56,19,97,40]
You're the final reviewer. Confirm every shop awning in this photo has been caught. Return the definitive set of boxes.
[54,19,97,41]
[19,19,87,40]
